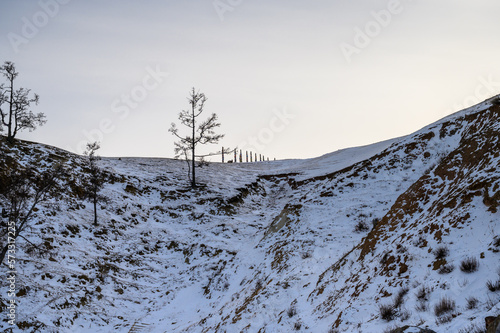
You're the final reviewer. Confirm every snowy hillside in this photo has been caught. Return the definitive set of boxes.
[1,97,500,333]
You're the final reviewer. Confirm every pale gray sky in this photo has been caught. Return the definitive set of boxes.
[1,0,499,159]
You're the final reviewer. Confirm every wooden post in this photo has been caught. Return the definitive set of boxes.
[234,149,237,163]
[222,147,224,163]
[246,151,248,163]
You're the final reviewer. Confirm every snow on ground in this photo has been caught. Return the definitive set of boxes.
[1,97,499,332]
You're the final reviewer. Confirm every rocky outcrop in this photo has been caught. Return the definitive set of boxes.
[486,315,500,333]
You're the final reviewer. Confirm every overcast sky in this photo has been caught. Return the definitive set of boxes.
[1,0,499,159]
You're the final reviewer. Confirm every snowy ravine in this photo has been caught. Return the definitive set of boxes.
[1,96,499,333]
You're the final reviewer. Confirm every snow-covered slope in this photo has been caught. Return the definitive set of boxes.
[1,97,499,333]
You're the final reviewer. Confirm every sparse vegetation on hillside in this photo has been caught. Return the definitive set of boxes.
[434,297,456,317]
[354,220,370,233]
[287,305,297,318]
[379,287,411,322]
[1,95,499,332]
[433,246,449,259]
[458,322,486,333]
[460,257,480,273]
[438,263,455,274]
[379,303,396,321]
[466,296,479,309]
[0,155,66,264]
[486,270,500,292]
[415,285,431,301]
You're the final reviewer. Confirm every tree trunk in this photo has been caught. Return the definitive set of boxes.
[7,76,14,142]
[191,146,195,187]
[0,243,9,266]
[191,101,196,188]
[93,194,98,225]
[0,227,17,265]
[0,220,21,265]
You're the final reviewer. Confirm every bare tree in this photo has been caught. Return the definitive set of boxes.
[0,159,65,265]
[169,88,224,188]
[0,61,46,143]
[82,142,107,226]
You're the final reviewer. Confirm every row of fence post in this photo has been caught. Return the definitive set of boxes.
[222,147,274,163]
